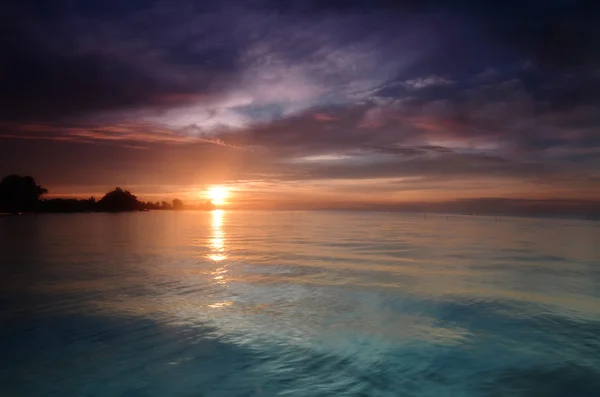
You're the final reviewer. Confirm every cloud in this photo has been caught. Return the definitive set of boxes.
[404,75,453,90]
[0,0,431,130]
[1,0,599,209]
[0,122,240,149]
[313,113,338,122]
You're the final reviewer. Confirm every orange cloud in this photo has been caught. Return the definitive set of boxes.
[313,113,338,122]
[5,122,241,149]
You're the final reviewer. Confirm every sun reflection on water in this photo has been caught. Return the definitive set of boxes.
[209,210,226,259]
[207,301,232,309]
[208,210,228,285]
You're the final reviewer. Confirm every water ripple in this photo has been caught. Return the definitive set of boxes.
[1,211,600,396]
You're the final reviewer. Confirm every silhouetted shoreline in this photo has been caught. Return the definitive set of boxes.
[2,174,598,219]
[0,175,215,214]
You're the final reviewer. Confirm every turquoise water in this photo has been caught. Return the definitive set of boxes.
[1,211,600,396]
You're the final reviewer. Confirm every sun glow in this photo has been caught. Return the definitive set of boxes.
[207,186,229,206]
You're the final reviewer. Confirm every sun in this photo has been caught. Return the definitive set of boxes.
[207,186,229,206]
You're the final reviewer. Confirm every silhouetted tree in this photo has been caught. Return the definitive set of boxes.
[141,201,159,210]
[0,175,47,213]
[160,201,171,210]
[172,198,184,210]
[96,188,143,212]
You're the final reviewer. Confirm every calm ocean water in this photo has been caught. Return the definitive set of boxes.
[1,211,600,396]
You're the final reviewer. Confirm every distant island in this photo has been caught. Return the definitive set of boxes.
[0,174,215,214]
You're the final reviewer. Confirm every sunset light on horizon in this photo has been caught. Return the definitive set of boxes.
[206,186,230,206]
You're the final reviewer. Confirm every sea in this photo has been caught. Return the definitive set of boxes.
[1,211,600,396]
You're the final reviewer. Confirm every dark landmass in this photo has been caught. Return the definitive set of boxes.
[1,174,597,219]
[0,174,215,214]
[0,175,47,213]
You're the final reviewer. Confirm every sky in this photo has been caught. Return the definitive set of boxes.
[1,0,599,214]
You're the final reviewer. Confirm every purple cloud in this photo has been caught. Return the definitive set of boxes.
[403,75,454,90]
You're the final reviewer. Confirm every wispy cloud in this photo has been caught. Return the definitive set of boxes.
[403,75,454,90]
[4,122,241,149]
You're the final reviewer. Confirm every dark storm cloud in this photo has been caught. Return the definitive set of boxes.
[1,0,599,207]
[3,0,598,123]
[0,0,244,122]
[483,0,600,71]
[2,0,436,132]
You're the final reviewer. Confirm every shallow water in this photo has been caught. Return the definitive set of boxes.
[1,211,600,396]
